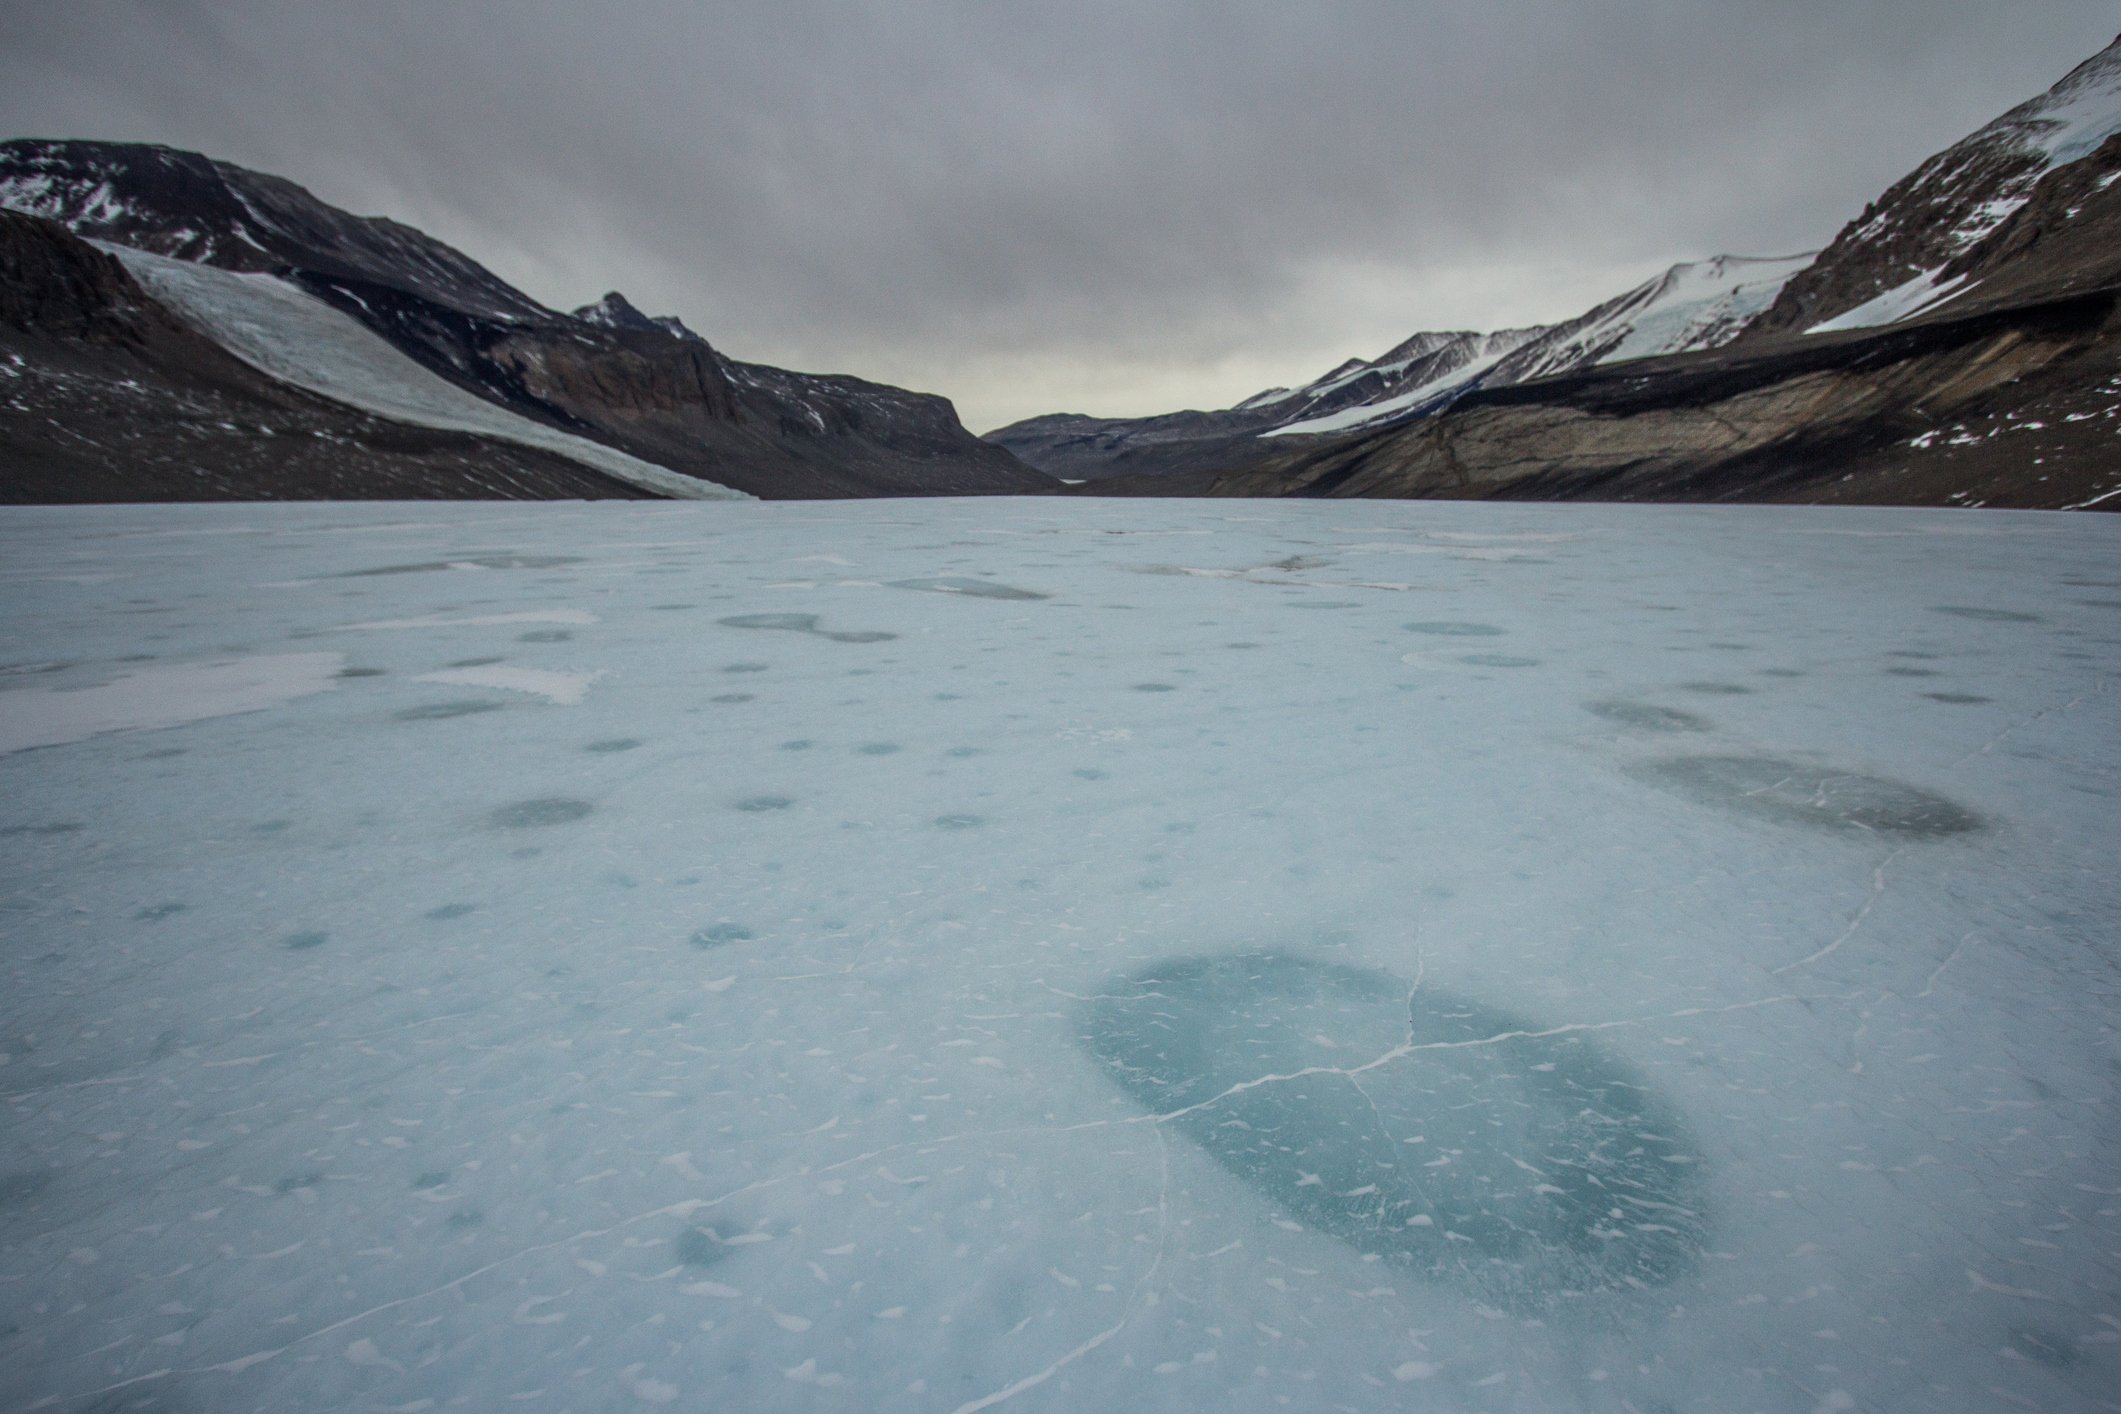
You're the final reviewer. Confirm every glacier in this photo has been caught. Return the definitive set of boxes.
[1,498,2117,1412]
[107,246,749,502]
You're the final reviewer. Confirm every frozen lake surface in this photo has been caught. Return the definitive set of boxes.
[1,499,2117,1412]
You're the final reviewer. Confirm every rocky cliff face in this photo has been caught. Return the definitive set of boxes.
[0,209,656,502]
[0,139,1054,499]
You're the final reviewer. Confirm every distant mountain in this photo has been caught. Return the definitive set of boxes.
[1204,37,2121,513]
[0,139,1055,500]
[989,252,1814,480]
[1034,32,2121,510]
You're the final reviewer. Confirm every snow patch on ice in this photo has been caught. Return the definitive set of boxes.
[0,652,342,752]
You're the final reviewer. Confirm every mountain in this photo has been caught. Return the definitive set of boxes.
[1206,116,2121,509]
[989,251,1814,482]
[0,139,1056,500]
[1743,36,2121,338]
[1052,32,2121,510]
[0,208,675,502]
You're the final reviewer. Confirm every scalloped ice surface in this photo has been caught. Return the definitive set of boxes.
[1,499,2117,1413]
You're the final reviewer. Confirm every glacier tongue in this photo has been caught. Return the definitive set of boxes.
[1,498,2116,1413]
[106,245,750,501]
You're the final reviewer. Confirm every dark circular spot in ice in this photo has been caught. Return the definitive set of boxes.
[0,1171,54,1208]
[518,629,572,643]
[337,666,386,678]
[1584,700,1710,733]
[1629,755,1982,838]
[397,700,503,721]
[1885,667,1939,677]
[340,555,583,577]
[490,797,594,829]
[1932,606,2042,623]
[1133,682,1176,692]
[425,903,476,921]
[1678,681,1752,695]
[934,814,984,830]
[283,931,328,950]
[720,612,898,643]
[449,657,504,669]
[735,796,793,812]
[857,742,901,756]
[692,923,754,947]
[711,693,754,704]
[584,738,641,753]
[1924,693,1991,705]
[889,577,1049,601]
[1077,952,1707,1307]
[1404,622,1506,637]
[722,613,817,632]
[2007,1326,2082,1369]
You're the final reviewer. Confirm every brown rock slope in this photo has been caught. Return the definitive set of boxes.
[1204,136,2121,511]
[0,210,654,502]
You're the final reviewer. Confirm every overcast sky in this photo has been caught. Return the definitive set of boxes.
[2,3,2115,431]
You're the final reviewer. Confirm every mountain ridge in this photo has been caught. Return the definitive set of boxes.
[0,138,1055,500]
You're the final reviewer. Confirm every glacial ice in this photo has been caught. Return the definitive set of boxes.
[0,498,2117,1413]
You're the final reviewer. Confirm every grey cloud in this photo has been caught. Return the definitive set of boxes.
[3,1,2115,429]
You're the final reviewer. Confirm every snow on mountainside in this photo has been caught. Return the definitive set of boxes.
[1499,254,1815,383]
[0,140,550,324]
[112,246,747,499]
[992,251,1814,474]
[1747,33,2121,337]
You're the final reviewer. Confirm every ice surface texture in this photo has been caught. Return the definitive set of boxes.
[0,499,2116,1413]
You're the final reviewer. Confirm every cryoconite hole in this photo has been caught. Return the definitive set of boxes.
[1404,622,1506,637]
[1077,952,1708,1308]
[1932,606,2042,623]
[489,798,594,829]
[397,700,503,721]
[1629,755,1983,839]
[1584,700,1710,733]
